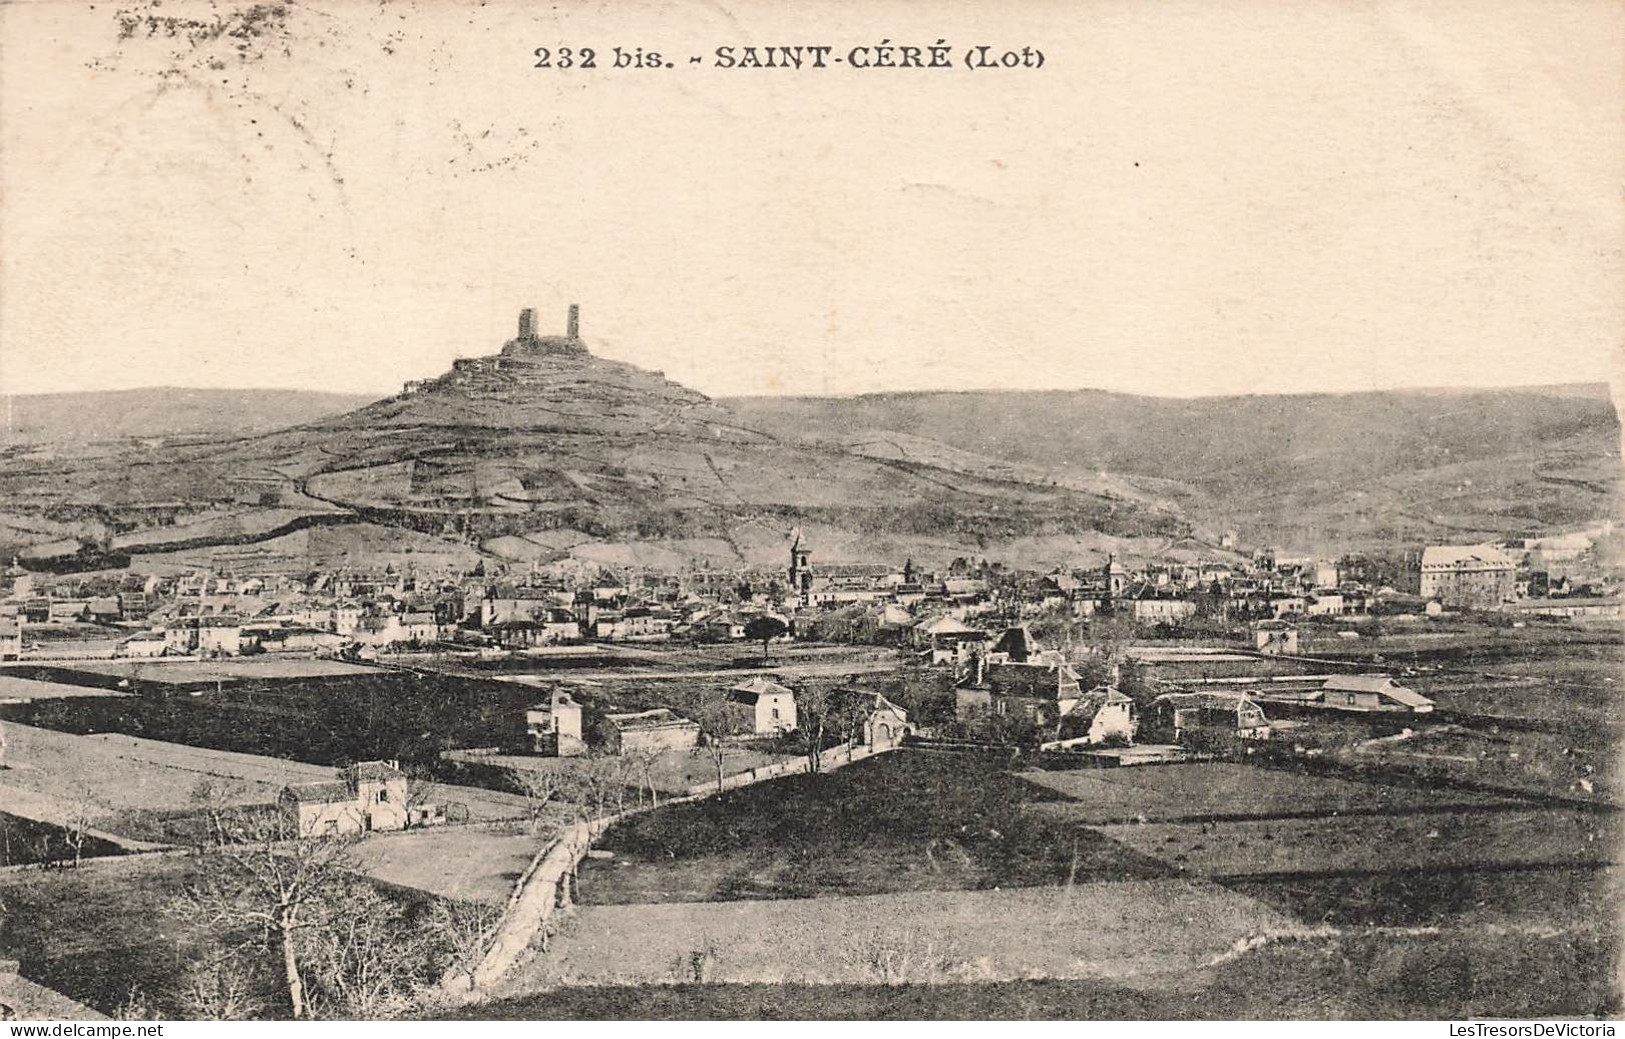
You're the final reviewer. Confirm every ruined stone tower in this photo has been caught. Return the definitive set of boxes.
[500,304,588,357]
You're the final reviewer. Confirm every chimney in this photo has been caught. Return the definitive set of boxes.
[518,308,536,339]
[567,304,580,339]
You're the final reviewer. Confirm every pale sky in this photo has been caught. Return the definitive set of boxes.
[1,0,1620,399]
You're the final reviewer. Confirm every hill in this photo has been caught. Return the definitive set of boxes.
[0,330,1615,568]
[723,384,1622,552]
[0,323,1186,569]
[0,388,373,445]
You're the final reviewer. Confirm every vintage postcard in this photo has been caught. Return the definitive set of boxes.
[0,0,1620,1027]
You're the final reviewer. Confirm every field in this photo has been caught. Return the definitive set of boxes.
[500,738,1625,1018]
[351,826,545,906]
[513,880,1291,989]
[0,670,532,770]
[464,924,1620,1020]
[0,674,134,701]
[1017,761,1520,824]
[0,721,530,848]
[1098,807,1616,880]
[577,753,1169,906]
[463,746,793,796]
[44,657,384,685]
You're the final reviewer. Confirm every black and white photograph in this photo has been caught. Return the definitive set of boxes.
[0,0,1619,1026]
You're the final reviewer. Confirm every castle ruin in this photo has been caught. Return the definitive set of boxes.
[503,304,588,358]
[401,304,591,396]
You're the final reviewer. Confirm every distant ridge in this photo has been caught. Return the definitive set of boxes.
[0,344,1615,565]
[1,381,1613,444]
[0,387,375,444]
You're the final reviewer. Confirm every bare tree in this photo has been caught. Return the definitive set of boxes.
[296,880,430,1019]
[692,692,738,793]
[572,755,628,820]
[795,683,834,774]
[176,813,356,1020]
[59,791,93,869]
[188,777,250,851]
[429,899,499,992]
[175,955,263,1021]
[506,766,568,836]
[625,745,663,808]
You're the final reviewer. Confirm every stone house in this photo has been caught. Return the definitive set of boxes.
[726,676,799,734]
[525,688,586,756]
[602,708,701,754]
[279,761,410,836]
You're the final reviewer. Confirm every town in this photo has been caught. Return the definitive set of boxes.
[0,511,1618,1019]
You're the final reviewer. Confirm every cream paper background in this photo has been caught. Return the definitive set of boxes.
[0,0,1619,402]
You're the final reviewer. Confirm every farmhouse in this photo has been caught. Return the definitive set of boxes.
[1317,674,1434,713]
[727,676,799,734]
[525,688,586,756]
[280,761,410,836]
[1150,691,1273,745]
[603,708,701,754]
[955,654,1083,725]
[1252,620,1298,655]
[1054,685,1137,746]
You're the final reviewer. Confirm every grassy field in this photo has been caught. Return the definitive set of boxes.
[507,879,1291,989]
[1,721,335,812]
[457,923,1620,1019]
[1228,863,1622,929]
[1097,806,1618,881]
[350,826,546,906]
[0,810,126,866]
[1017,761,1518,824]
[50,658,383,685]
[1419,647,1622,732]
[0,675,134,702]
[579,753,1171,905]
[465,746,793,796]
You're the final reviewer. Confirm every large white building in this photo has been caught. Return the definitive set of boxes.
[1418,545,1515,609]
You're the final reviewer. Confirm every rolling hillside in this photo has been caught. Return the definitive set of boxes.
[0,388,373,445]
[0,360,1616,568]
[0,344,1185,570]
[724,385,1622,552]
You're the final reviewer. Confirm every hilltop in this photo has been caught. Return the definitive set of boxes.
[0,312,1189,570]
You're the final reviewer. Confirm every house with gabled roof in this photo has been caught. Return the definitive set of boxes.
[1053,685,1137,746]
[279,761,409,836]
[727,676,798,734]
[1317,674,1434,713]
[954,649,1083,726]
